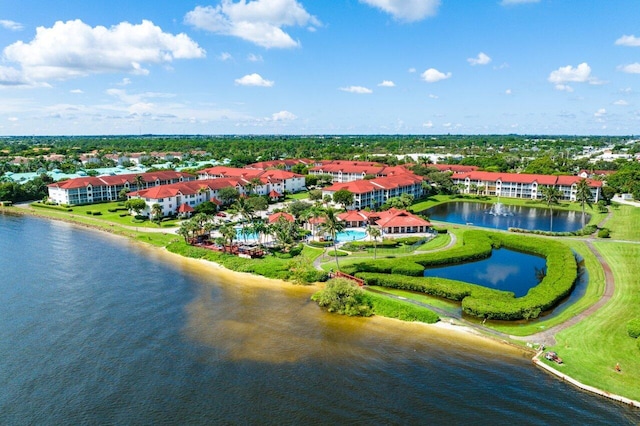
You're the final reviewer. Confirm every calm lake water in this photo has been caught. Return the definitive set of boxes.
[423,201,588,232]
[1,213,638,425]
[424,249,546,297]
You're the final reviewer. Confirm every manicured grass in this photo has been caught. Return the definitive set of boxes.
[365,291,440,323]
[32,201,181,228]
[603,204,640,242]
[368,286,460,315]
[285,192,309,200]
[549,242,640,400]
[415,233,450,251]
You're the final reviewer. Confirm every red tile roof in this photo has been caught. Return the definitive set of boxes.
[452,171,602,187]
[374,208,431,228]
[268,212,294,223]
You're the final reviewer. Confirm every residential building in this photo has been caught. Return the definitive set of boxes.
[127,178,244,217]
[322,172,425,210]
[337,208,431,234]
[451,171,602,202]
[197,166,306,195]
[47,171,194,205]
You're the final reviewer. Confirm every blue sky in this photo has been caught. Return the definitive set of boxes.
[1,0,640,136]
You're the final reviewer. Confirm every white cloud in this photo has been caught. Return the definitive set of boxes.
[219,52,233,61]
[0,20,23,31]
[185,0,320,49]
[594,108,606,117]
[247,53,263,62]
[408,67,416,73]
[423,121,433,128]
[554,84,574,92]
[378,80,395,87]
[117,78,132,86]
[615,35,640,47]
[359,0,441,22]
[271,110,296,121]
[468,52,491,66]
[235,73,274,87]
[618,63,640,74]
[8,117,19,122]
[340,86,373,94]
[613,99,629,106]
[548,62,603,89]
[421,68,451,83]
[500,0,540,5]
[70,89,83,94]
[505,89,512,95]
[1,20,204,85]
[428,93,438,99]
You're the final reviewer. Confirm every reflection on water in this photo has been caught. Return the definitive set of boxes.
[423,201,588,232]
[424,249,546,297]
[1,213,638,425]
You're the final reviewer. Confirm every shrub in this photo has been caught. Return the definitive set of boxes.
[627,318,640,339]
[311,278,373,317]
[86,210,93,215]
[349,230,578,321]
[31,203,73,212]
[597,228,610,238]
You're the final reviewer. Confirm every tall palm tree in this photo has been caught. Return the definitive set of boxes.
[231,197,256,242]
[150,203,163,226]
[320,208,345,270]
[367,225,382,259]
[575,178,593,227]
[540,185,562,232]
[133,174,145,192]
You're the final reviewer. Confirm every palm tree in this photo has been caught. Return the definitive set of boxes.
[220,224,236,251]
[367,225,382,259]
[150,203,163,226]
[133,174,145,192]
[575,178,593,227]
[320,208,345,270]
[540,185,562,232]
[231,197,256,242]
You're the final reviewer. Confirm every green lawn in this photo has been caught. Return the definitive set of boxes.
[285,192,309,200]
[549,241,640,400]
[32,201,182,228]
[603,204,640,241]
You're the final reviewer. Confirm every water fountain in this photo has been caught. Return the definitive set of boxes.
[487,198,513,217]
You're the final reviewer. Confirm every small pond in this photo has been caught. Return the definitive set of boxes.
[422,201,588,232]
[423,248,546,297]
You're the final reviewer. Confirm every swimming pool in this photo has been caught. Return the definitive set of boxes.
[335,229,367,243]
[235,227,259,242]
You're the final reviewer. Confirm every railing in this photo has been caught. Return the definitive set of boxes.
[331,270,365,286]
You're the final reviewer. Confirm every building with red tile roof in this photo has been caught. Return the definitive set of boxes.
[430,164,479,173]
[451,171,602,202]
[197,166,305,195]
[268,212,295,223]
[126,178,243,217]
[47,171,194,205]
[322,171,425,210]
[337,208,431,234]
[308,160,412,183]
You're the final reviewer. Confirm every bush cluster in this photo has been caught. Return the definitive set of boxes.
[597,228,610,238]
[627,318,640,339]
[347,230,577,321]
[311,278,373,317]
[31,202,73,212]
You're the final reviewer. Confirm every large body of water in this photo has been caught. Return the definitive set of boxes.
[1,213,638,424]
[423,201,587,232]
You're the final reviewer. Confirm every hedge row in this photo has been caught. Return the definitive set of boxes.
[509,225,597,237]
[31,203,73,212]
[365,292,440,323]
[350,230,578,321]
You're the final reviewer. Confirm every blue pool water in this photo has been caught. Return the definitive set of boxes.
[336,229,367,242]
[235,227,259,242]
